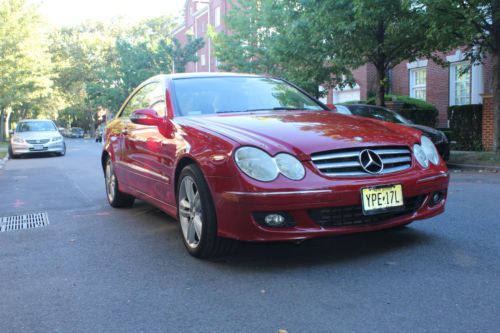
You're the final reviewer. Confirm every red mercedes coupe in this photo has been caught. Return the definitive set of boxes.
[102,73,449,258]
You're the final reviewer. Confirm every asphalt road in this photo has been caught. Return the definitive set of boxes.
[0,139,499,333]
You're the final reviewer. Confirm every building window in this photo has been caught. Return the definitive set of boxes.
[200,54,206,66]
[452,62,471,105]
[409,68,426,100]
[215,7,221,27]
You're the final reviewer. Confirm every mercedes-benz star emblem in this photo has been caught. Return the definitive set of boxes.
[359,149,384,174]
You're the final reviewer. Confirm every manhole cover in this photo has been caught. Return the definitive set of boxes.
[0,212,49,232]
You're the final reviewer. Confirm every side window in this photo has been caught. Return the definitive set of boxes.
[148,84,166,117]
[120,82,159,118]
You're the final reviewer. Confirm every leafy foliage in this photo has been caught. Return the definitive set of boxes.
[210,0,350,97]
[422,0,500,151]
[448,104,483,151]
[0,0,53,140]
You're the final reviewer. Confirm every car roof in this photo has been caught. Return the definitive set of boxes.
[19,119,53,122]
[147,72,264,83]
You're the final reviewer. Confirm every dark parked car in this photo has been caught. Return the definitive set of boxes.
[69,127,84,138]
[101,73,449,258]
[335,104,450,161]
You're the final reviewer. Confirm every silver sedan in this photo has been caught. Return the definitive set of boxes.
[8,119,66,158]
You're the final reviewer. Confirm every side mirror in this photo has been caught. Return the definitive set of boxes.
[326,104,337,111]
[130,109,160,126]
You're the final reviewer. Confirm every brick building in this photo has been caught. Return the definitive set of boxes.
[172,0,231,73]
[173,0,494,136]
[330,51,493,128]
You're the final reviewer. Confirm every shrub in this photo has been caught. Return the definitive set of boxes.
[448,104,483,151]
[366,94,438,127]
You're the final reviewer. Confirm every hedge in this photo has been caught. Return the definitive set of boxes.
[365,94,439,127]
[448,104,483,151]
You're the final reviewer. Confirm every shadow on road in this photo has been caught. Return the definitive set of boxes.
[130,200,436,270]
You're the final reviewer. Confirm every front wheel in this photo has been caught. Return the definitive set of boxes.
[105,158,135,208]
[57,142,66,156]
[177,165,236,258]
[8,145,19,159]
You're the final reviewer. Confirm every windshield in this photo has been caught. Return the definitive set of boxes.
[172,77,325,117]
[347,105,410,124]
[16,121,57,132]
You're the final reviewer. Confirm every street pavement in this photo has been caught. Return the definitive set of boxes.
[0,139,499,333]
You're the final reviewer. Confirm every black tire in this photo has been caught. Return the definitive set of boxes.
[177,164,236,258]
[57,142,66,156]
[8,145,19,159]
[104,158,135,208]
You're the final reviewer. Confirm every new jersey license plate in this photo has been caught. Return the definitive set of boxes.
[361,184,404,215]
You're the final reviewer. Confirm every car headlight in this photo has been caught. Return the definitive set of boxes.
[234,147,279,181]
[421,135,440,165]
[234,147,306,182]
[12,137,24,144]
[275,153,305,180]
[413,143,429,168]
[52,136,63,142]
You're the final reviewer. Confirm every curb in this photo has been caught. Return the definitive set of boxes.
[0,154,8,170]
[447,163,500,173]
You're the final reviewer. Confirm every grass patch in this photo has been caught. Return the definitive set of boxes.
[449,151,500,166]
[0,142,8,159]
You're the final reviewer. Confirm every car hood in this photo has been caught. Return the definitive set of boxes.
[14,131,59,140]
[179,111,421,159]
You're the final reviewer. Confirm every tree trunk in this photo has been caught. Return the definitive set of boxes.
[0,109,5,142]
[375,65,386,106]
[493,51,500,152]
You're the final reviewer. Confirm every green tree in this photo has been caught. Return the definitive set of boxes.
[0,0,52,141]
[295,0,432,105]
[422,0,500,150]
[210,0,349,98]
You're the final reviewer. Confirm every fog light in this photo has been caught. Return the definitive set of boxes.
[253,212,295,228]
[429,191,444,206]
[265,214,285,226]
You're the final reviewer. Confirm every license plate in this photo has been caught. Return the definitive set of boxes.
[361,184,404,215]
[33,144,44,150]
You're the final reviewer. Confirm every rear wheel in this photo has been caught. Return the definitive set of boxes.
[177,164,236,258]
[105,158,135,208]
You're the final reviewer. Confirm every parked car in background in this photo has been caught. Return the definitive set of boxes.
[102,73,449,258]
[69,127,84,138]
[335,104,450,161]
[8,119,66,158]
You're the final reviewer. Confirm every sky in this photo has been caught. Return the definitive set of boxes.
[31,0,185,27]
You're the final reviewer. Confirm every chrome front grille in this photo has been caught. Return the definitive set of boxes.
[311,146,412,177]
[26,139,49,144]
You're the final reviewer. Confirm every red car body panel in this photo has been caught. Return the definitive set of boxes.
[102,73,449,242]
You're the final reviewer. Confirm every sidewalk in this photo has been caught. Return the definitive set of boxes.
[447,150,500,172]
[0,143,7,170]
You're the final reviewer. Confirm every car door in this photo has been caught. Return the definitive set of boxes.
[116,82,157,190]
[126,82,171,199]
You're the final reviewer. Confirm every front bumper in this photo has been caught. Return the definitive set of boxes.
[11,141,65,155]
[209,167,449,242]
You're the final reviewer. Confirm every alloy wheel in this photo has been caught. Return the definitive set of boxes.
[178,176,203,248]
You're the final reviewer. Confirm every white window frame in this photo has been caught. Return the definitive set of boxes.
[200,54,206,67]
[215,6,221,27]
[409,67,427,100]
[449,61,471,106]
